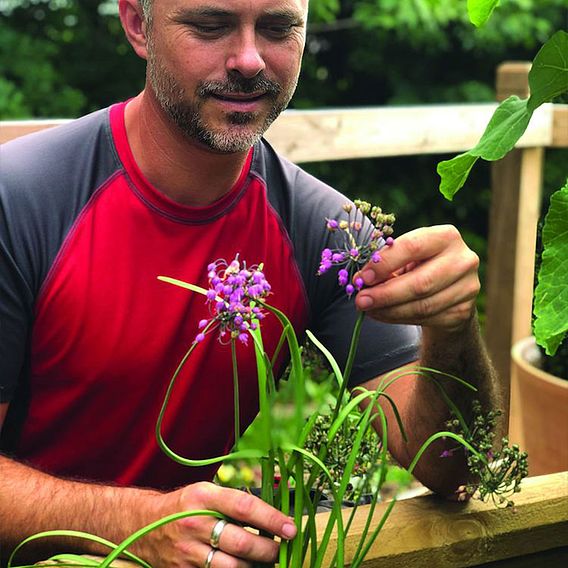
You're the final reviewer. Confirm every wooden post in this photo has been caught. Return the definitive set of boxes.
[485,63,544,448]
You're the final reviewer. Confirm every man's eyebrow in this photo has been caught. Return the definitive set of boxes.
[171,7,233,20]
[170,6,305,25]
[261,9,305,24]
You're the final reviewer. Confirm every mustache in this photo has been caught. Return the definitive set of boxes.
[197,74,282,98]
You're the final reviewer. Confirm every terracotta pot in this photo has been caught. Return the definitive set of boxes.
[511,336,568,475]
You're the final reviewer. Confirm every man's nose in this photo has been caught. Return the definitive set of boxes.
[226,30,266,78]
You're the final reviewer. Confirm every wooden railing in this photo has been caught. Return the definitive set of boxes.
[320,471,568,567]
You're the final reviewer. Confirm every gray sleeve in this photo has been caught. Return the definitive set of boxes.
[0,215,33,402]
[0,107,119,402]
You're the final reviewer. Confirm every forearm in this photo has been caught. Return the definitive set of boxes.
[420,312,505,421]
[0,455,163,564]
[399,314,505,494]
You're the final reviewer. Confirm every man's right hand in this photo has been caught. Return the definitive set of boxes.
[0,444,296,568]
[144,482,297,568]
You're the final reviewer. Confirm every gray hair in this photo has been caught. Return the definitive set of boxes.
[139,0,152,24]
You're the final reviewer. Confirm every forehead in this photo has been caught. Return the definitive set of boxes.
[155,0,309,18]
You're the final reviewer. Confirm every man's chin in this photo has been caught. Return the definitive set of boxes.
[195,126,264,154]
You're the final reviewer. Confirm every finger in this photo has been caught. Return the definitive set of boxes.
[355,250,480,315]
[194,484,297,541]
[364,280,478,328]
[357,225,464,286]
[182,517,280,563]
[188,542,251,568]
[355,250,478,312]
[446,485,472,503]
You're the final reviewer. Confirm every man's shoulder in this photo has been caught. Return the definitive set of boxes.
[0,107,116,192]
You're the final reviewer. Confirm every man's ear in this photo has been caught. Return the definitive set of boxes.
[119,0,149,60]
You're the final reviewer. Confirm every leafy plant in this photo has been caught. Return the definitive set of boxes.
[437,2,568,357]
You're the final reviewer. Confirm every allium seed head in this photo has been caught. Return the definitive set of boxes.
[317,200,396,298]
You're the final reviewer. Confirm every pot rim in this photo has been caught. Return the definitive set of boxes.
[511,336,568,389]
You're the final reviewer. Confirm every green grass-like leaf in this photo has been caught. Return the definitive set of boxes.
[467,0,500,27]
[533,179,568,355]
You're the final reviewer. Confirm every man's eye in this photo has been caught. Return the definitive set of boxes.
[192,23,228,36]
[262,24,295,38]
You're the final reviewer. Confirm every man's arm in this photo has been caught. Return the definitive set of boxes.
[354,225,505,496]
[0,404,296,567]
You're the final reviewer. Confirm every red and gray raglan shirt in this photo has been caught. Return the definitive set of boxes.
[0,102,420,490]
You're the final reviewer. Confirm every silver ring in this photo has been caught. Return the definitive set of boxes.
[205,548,216,568]
[210,518,228,549]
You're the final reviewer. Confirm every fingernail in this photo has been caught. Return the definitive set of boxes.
[361,269,375,285]
[282,522,297,539]
[357,295,373,310]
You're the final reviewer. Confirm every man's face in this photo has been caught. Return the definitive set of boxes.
[144,0,308,153]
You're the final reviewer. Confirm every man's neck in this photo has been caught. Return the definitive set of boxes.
[124,92,250,207]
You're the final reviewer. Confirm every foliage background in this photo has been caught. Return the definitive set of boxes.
[1,0,567,318]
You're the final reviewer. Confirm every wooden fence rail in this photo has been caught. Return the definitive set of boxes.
[320,471,568,567]
[1,101,565,158]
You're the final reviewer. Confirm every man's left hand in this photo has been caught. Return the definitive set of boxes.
[354,225,480,333]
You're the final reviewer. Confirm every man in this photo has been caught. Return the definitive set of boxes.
[0,1,502,567]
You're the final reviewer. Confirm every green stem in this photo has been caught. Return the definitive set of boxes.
[331,311,365,425]
[407,431,485,475]
[98,511,223,568]
[231,339,240,442]
[7,531,151,568]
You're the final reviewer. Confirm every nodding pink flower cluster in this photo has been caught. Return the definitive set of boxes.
[317,200,395,297]
[196,256,271,345]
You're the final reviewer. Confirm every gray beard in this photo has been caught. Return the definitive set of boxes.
[147,52,296,153]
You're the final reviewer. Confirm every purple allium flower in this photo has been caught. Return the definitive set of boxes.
[196,256,271,345]
[316,199,396,298]
[317,258,333,275]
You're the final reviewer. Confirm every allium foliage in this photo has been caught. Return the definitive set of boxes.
[197,257,271,345]
[318,200,395,296]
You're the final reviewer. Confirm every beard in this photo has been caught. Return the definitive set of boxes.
[147,50,297,153]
